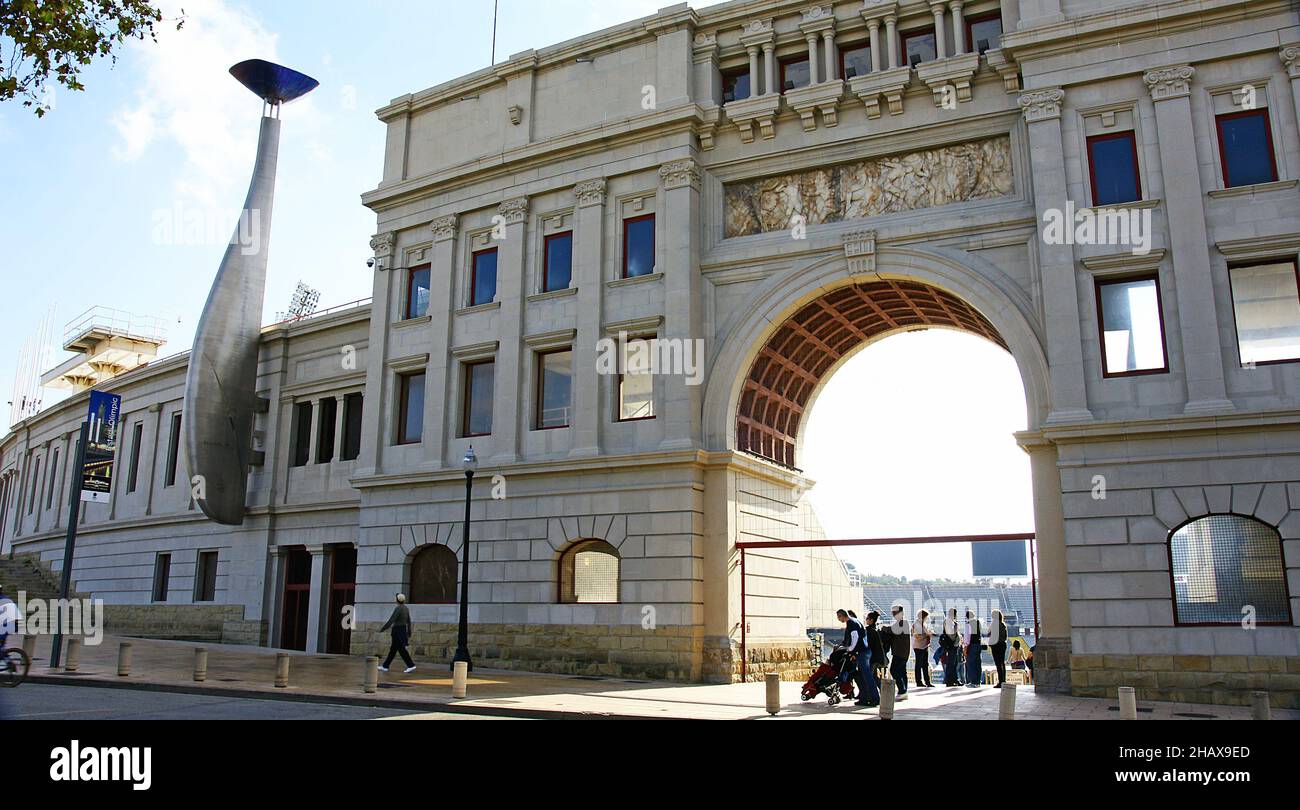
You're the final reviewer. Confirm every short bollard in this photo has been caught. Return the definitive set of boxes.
[22,634,37,658]
[193,648,208,682]
[64,638,80,672]
[452,661,468,699]
[764,672,781,716]
[879,677,897,719]
[275,652,290,688]
[364,656,379,694]
[998,683,1017,719]
[1118,686,1137,720]
[117,642,133,677]
[1250,691,1271,721]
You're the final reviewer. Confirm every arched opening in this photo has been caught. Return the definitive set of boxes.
[408,544,457,605]
[735,279,1008,469]
[1168,514,1292,625]
[558,539,620,604]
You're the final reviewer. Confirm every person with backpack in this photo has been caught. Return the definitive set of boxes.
[940,608,962,686]
[963,609,983,688]
[886,605,911,697]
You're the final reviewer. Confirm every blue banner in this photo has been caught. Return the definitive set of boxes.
[81,390,122,503]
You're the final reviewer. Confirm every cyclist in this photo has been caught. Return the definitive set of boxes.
[0,583,19,649]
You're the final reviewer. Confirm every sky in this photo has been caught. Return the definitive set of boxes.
[0,1,1034,580]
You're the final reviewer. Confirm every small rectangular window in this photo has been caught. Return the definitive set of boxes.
[901,28,937,67]
[623,215,655,279]
[1216,109,1278,188]
[722,68,751,102]
[537,350,573,430]
[27,459,40,514]
[316,397,338,463]
[543,232,573,292]
[1096,275,1168,376]
[153,553,171,602]
[397,372,426,445]
[1087,131,1142,206]
[195,550,218,602]
[471,248,498,306]
[46,448,59,509]
[462,360,495,437]
[780,56,810,92]
[341,393,363,461]
[841,44,872,79]
[1228,260,1300,365]
[618,336,656,422]
[127,422,144,493]
[406,264,431,320]
[966,14,1003,54]
[292,402,313,467]
[165,412,182,487]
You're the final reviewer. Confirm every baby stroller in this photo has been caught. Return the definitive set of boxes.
[800,647,858,704]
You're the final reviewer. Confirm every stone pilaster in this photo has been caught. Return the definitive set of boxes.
[489,196,529,465]
[1142,65,1233,414]
[570,179,607,458]
[1280,46,1300,151]
[1017,88,1093,423]
[357,232,396,475]
[422,214,458,469]
[657,159,703,450]
[303,545,328,653]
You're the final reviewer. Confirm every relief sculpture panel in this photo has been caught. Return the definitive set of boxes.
[723,136,1014,238]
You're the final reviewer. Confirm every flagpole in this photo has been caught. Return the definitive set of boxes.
[491,0,499,64]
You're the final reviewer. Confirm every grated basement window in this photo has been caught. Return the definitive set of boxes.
[1169,514,1290,625]
[560,540,620,604]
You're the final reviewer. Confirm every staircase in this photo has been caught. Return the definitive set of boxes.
[0,555,73,601]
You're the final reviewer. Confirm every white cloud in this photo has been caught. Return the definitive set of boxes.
[109,0,327,207]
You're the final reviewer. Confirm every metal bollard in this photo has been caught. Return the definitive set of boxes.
[64,638,80,672]
[193,647,208,682]
[999,682,1017,719]
[1250,691,1271,721]
[452,660,468,699]
[274,652,290,688]
[879,676,896,719]
[117,642,133,677]
[363,656,379,694]
[764,672,781,716]
[1118,686,1137,720]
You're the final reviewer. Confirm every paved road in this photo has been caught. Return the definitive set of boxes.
[0,683,514,720]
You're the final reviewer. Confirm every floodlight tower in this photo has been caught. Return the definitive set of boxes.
[183,60,319,525]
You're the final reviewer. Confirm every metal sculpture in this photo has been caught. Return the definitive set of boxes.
[183,60,318,525]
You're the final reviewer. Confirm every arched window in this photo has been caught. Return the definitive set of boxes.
[1169,514,1291,625]
[559,540,620,604]
[408,545,457,604]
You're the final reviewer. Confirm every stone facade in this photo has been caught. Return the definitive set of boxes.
[4,0,1300,705]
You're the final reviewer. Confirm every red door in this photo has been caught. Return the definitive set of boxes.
[280,547,312,651]
[325,547,357,654]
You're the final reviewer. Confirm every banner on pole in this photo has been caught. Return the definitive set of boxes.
[81,390,122,503]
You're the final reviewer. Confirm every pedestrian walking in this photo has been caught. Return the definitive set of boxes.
[379,593,416,673]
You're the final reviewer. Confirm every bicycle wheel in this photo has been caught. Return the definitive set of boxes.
[0,648,30,687]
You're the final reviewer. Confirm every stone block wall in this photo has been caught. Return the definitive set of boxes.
[103,604,259,644]
[1070,653,1300,709]
[351,621,704,681]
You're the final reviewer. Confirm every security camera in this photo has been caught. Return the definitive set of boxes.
[366,258,376,268]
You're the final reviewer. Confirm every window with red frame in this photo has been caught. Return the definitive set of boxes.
[779,55,810,91]
[405,264,430,320]
[1216,108,1278,188]
[543,231,572,292]
[623,215,655,279]
[470,247,498,306]
[1095,275,1169,377]
[1086,131,1142,206]
[965,13,1002,54]
[901,28,936,66]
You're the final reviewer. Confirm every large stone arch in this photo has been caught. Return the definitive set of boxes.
[703,244,1052,463]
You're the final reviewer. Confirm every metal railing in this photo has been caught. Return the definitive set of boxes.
[266,297,372,327]
[63,307,167,346]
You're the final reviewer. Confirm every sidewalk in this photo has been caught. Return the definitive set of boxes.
[17,634,1296,720]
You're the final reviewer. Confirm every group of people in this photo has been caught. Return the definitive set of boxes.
[835,606,1032,707]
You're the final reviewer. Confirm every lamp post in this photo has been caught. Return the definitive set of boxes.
[452,446,478,670]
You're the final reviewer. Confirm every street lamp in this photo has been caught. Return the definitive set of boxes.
[452,446,478,670]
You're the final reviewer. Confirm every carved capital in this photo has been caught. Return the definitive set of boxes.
[1018,88,1064,123]
[574,178,607,207]
[497,196,529,225]
[431,214,458,243]
[1143,65,1194,101]
[843,229,878,276]
[1281,45,1300,79]
[659,158,701,191]
[369,231,395,260]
